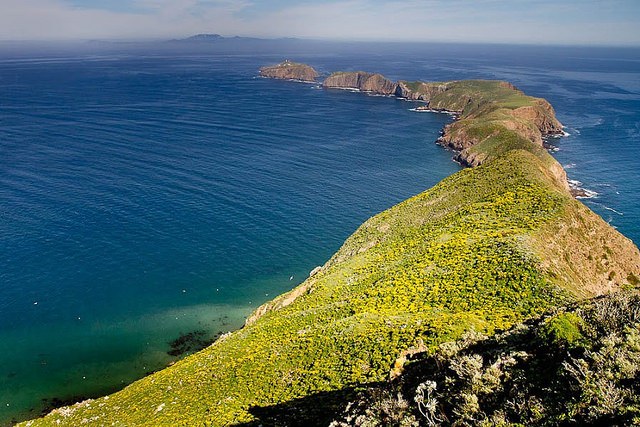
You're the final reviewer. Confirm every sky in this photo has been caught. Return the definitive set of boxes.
[1,0,639,46]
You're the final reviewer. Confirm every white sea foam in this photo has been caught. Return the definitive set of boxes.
[569,179,599,199]
[408,107,456,116]
[322,86,360,92]
[603,206,624,216]
[575,188,599,199]
[565,163,577,169]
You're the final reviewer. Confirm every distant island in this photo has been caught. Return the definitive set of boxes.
[23,62,640,426]
[176,33,225,42]
[169,34,296,43]
[259,60,320,82]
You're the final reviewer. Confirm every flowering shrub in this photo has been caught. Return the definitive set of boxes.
[332,293,640,426]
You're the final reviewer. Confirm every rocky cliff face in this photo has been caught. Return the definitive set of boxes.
[394,81,449,101]
[510,99,564,135]
[259,61,319,82]
[324,74,565,172]
[437,122,481,152]
[263,66,564,169]
[323,72,397,95]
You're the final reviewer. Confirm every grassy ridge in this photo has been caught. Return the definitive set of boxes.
[25,148,634,426]
[22,77,640,426]
[403,80,550,115]
[399,79,563,167]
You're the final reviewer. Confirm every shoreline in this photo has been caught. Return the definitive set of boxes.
[1,302,251,426]
[314,66,568,173]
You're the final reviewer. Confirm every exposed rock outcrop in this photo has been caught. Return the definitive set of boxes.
[259,60,319,82]
[263,63,567,190]
[510,98,564,135]
[437,122,482,152]
[394,80,449,101]
[323,72,397,95]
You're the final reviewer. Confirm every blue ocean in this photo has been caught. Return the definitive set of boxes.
[0,40,638,424]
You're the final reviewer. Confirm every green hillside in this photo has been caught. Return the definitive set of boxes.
[21,75,640,426]
[331,292,640,426]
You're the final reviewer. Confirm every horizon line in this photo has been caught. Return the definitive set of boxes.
[0,35,639,49]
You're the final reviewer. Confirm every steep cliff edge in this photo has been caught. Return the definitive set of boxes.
[323,71,397,95]
[22,67,640,427]
[429,81,564,169]
[325,73,564,170]
[395,80,449,100]
[259,60,319,82]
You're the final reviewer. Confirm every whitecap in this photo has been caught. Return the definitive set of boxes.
[569,179,599,199]
[603,206,624,216]
[575,189,599,199]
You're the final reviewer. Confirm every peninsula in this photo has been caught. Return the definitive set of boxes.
[321,69,564,170]
[22,62,640,426]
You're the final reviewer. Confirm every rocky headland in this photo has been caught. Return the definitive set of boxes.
[320,71,564,170]
[259,60,319,82]
[22,63,640,427]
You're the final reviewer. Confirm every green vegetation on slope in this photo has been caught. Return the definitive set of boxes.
[398,79,563,168]
[331,292,640,426]
[403,80,548,115]
[22,76,640,426]
[25,147,637,427]
[431,81,534,111]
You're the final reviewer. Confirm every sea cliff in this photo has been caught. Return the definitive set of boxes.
[322,71,564,169]
[22,64,640,427]
[323,71,397,95]
[259,60,319,82]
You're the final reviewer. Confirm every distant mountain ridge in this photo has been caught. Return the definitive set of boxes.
[169,34,296,43]
[179,33,224,41]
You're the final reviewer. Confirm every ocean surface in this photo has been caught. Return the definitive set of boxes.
[0,40,638,424]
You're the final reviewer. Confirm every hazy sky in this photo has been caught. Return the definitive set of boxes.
[1,0,639,45]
